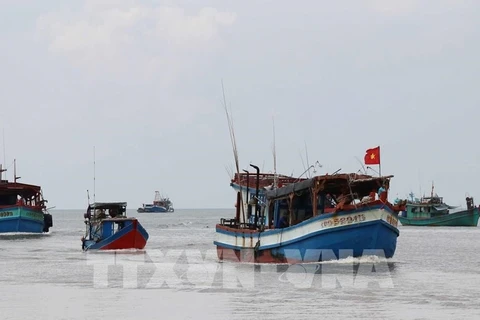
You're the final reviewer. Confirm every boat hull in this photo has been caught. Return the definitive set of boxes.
[214,205,400,263]
[137,206,170,213]
[399,208,480,226]
[83,219,149,250]
[0,206,47,233]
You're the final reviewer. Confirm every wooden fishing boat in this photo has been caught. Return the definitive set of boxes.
[214,167,405,263]
[0,161,53,234]
[398,187,479,226]
[81,202,149,251]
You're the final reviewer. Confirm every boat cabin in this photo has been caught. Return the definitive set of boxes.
[0,182,47,210]
[220,171,396,231]
[0,164,48,210]
[401,188,456,219]
[221,170,307,229]
[84,202,132,243]
[264,173,393,229]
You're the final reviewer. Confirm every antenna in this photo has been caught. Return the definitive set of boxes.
[13,159,20,182]
[366,166,379,175]
[313,160,322,174]
[296,164,314,182]
[418,170,422,199]
[2,128,5,181]
[93,146,96,204]
[304,141,311,178]
[272,115,278,188]
[2,128,5,173]
[355,156,367,174]
[299,151,307,175]
[222,79,245,223]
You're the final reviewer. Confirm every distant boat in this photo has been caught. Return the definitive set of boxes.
[0,160,53,234]
[81,202,149,251]
[398,186,479,227]
[214,168,405,263]
[137,191,174,213]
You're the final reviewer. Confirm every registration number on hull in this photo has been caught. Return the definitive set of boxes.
[386,214,398,227]
[0,211,14,218]
[320,214,366,228]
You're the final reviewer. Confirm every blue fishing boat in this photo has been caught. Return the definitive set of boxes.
[0,161,53,234]
[82,202,149,251]
[214,167,404,263]
[398,186,479,226]
[137,191,174,213]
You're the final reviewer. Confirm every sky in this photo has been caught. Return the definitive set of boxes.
[0,0,479,209]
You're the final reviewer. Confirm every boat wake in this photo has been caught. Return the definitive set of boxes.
[218,254,398,266]
[0,232,51,240]
[156,221,193,228]
[320,255,397,265]
[84,248,147,255]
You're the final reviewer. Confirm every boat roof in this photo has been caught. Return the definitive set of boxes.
[89,202,127,209]
[0,181,42,198]
[231,172,306,189]
[265,173,393,199]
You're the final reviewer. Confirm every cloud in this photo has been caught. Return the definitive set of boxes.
[35,0,236,83]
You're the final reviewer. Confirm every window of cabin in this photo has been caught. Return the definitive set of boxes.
[0,194,17,206]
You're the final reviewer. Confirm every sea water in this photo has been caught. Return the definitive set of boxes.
[0,209,479,320]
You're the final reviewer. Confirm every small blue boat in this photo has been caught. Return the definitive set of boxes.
[137,191,174,213]
[82,202,149,251]
[0,161,53,234]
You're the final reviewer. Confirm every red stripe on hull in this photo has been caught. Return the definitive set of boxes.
[101,221,147,250]
[216,246,294,264]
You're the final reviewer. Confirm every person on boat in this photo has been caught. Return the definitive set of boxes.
[378,184,388,202]
[279,213,289,228]
[95,209,106,219]
[325,193,337,208]
[109,208,118,218]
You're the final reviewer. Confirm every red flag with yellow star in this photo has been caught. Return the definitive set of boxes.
[364,146,380,165]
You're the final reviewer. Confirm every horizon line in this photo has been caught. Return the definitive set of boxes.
[48,207,234,211]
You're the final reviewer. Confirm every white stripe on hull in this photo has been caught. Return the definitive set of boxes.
[215,208,399,249]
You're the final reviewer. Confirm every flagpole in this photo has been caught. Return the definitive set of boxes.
[378,146,382,177]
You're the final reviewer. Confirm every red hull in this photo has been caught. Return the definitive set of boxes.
[101,228,147,250]
[216,246,295,264]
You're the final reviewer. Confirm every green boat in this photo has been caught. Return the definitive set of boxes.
[398,190,480,227]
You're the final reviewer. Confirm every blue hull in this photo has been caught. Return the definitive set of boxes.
[217,220,398,263]
[215,205,400,263]
[273,220,397,261]
[143,207,168,213]
[137,206,173,213]
[0,216,45,233]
